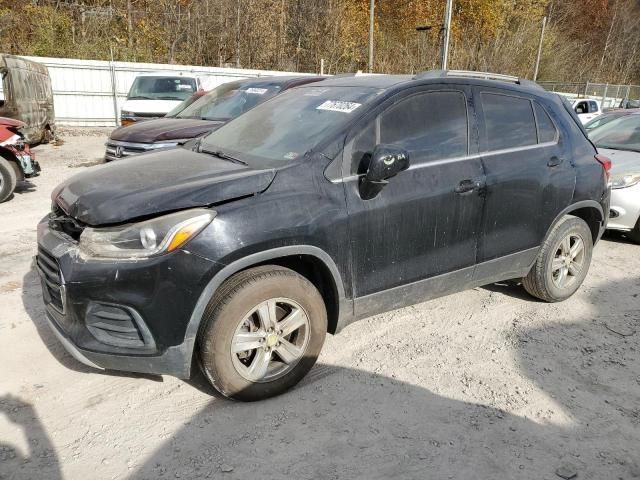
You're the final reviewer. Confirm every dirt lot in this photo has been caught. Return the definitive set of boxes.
[1,134,639,480]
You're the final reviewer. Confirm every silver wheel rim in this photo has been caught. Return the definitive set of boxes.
[551,233,586,289]
[230,298,310,383]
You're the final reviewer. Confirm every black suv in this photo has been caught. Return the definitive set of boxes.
[37,71,611,401]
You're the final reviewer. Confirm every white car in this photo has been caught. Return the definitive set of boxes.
[119,72,217,126]
[572,98,602,124]
[589,112,640,242]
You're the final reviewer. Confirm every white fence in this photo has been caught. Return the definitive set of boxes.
[538,81,640,110]
[15,56,312,127]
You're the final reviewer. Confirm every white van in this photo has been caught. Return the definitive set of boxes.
[120,72,216,126]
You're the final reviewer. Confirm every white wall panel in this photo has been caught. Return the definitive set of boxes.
[21,56,312,127]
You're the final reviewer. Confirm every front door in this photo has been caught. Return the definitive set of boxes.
[341,86,486,315]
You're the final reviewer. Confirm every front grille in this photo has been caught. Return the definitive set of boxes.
[133,112,165,118]
[36,247,65,312]
[105,141,152,161]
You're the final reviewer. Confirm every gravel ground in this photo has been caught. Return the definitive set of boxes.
[1,134,639,480]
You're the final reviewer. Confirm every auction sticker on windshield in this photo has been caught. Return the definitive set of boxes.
[246,88,268,95]
[316,100,361,113]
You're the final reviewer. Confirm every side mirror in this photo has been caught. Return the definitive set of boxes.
[359,144,410,200]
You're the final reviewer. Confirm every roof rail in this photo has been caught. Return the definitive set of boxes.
[414,69,544,90]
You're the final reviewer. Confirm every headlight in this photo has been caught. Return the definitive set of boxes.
[79,209,215,259]
[611,173,640,189]
[120,110,135,118]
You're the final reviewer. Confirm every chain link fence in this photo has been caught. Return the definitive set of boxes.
[538,81,640,109]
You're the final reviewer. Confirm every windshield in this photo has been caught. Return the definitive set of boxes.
[585,113,625,131]
[174,80,283,121]
[127,76,196,101]
[165,92,206,117]
[200,85,382,165]
[589,114,640,153]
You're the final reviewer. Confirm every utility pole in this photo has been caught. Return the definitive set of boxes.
[441,0,453,69]
[235,0,241,68]
[368,0,375,73]
[533,16,547,81]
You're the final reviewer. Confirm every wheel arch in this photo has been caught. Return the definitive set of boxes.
[181,245,351,376]
[551,200,605,245]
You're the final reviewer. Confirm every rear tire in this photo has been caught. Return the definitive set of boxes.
[0,156,17,203]
[523,215,593,302]
[198,265,327,401]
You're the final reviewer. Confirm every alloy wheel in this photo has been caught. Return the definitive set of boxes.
[230,298,310,383]
[551,233,586,289]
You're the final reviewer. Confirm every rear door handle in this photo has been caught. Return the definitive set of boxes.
[454,179,480,194]
[547,156,563,167]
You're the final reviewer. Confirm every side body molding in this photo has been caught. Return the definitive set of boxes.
[181,245,352,376]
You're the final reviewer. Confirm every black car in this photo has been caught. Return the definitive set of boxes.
[104,75,325,161]
[38,71,611,401]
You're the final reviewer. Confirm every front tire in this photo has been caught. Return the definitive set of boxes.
[523,215,593,302]
[0,156,17,203]
[198,265,327,401]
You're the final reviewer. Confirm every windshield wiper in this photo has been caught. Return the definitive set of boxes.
[128,95,155,100]
[200,148,248,166]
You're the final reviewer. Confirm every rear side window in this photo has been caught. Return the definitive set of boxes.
[589,101,598,113]
[533,102,558,143]
[481,93,537,151]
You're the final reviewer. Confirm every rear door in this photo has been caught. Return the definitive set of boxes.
[342,85,485,305]
[474,88,575,270]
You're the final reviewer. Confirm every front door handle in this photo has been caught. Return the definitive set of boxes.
[547,156,563,167]
[454,179,480,194]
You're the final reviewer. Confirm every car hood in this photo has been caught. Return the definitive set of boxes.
[0,116,26,128]
[53,148,275,226]
[598,148,640,175]
[110,118,225,143]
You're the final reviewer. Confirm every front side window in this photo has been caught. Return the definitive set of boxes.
[481,92,537,151]
[575,101,588,114]
[127,76,197,101]
[349,90,468,173]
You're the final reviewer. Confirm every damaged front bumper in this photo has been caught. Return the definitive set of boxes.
[35,215,218,378]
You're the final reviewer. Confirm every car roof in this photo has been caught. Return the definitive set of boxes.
[298,70,551,97]
[134,72,201,78]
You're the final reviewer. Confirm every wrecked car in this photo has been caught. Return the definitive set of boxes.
[38,71,610,401]
[105,75,324,161]
[0,54,56,144]
[0,117,40,202]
